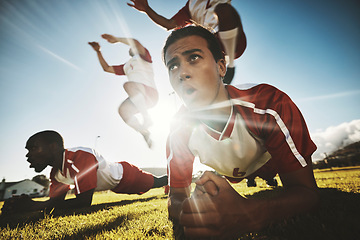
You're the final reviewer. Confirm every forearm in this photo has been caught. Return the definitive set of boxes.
[28,199,54,212]
[246,185,319,230]
[168,186,191,220]
[96,51,114,73]
[143,5,177,30]
[114,37,135,46]
[168,196,184,220]
[53,197,91,209]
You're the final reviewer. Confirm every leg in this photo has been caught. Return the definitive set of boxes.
[124,82,158,128]
[111,162,155,194]
[118,98,144,133]
[123,82,152,127]
[152,175,168,188]
[122,82,157,147]
[118,98,152,147]
[215,3,247,84]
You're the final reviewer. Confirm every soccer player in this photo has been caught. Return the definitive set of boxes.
[162,26,319,238]
[1,130,168,213]
[89,34,158,148]
[128,0,246,84]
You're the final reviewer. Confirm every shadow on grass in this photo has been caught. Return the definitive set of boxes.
[0,195,167,229]
[171,188,360,240]
[1,188,359,240]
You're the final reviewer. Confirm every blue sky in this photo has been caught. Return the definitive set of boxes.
[1,0,359,181]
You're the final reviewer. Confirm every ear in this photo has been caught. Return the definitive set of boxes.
[49,142,63,153]
[216,59,226,78]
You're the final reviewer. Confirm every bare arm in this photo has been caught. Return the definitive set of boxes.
[2,189,95,213]
[88,42,115,74]
[101,34,148,56]
[127,0,177,30]
[180,164,319,238]
[51,189,95,210]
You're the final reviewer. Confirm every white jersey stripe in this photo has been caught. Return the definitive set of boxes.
[232,99,307,167]
[167,132,175,187]
[74,175,80,194]
[71,164,80,173]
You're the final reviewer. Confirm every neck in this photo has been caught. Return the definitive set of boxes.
[194,87,231,132]
[51,149,65,171]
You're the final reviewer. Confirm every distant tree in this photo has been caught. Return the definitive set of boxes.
[32,174,50,188]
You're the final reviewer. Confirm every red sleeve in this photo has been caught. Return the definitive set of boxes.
[264,90,317,173]
[167,109,195,188]
[171,1,192,27]
[49,169,70,198]
[228,84,317,174]
[70,150,98,195]
[113,64,125,75]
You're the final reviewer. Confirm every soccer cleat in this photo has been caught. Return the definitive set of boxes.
[223,66,235,84]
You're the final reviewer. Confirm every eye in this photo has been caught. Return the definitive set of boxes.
[189,54,201,62]
[168,63,178,71]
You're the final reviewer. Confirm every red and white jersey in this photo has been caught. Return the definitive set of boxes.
[49,147,124,197]
[113,48,156,89]
[166,84,317,188]
[171,0,231,33]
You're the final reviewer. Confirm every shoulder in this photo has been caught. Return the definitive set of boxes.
[227,83,292,108]
[66,147,95,155]
[228,83,282,95]
[65,147,97,162]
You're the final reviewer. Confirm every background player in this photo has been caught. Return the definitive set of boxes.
[1,130,168,213]
[89,34,158,148]
[162,25,319,238]
[128,0,246,84]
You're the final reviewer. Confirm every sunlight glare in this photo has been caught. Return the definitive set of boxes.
[148,100,176,141]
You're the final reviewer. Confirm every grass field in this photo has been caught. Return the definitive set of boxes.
[1,166,359,240]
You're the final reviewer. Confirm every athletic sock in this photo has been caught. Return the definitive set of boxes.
[218,28,238,68]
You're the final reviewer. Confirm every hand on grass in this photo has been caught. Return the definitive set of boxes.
[181,171,260,239]
[1,194,34,214]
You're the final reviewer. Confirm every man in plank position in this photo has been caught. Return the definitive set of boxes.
[2,130,167,213]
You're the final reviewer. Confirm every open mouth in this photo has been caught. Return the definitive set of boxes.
[185,87,196,95]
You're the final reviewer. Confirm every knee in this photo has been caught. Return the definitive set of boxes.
[215,3,241,29]
[118,103,126,119]
[215,3,234,18]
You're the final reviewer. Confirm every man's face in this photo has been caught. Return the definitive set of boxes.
[165,35,226,110]
[25,138,53,173]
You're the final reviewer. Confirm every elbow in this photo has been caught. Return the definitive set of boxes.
[103,66,114,74]
[165,26,175,31]
[164,20,177,31]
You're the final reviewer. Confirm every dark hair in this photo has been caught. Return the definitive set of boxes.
[162,25,224,63]
[29,130,64,148]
